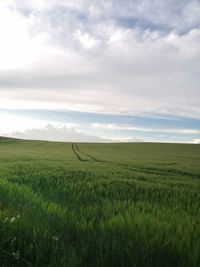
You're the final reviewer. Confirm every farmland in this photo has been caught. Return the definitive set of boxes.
[0,137,200,267]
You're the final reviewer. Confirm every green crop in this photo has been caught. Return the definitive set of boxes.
[0,137,200,267]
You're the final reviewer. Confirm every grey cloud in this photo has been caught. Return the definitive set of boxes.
[13,0,200,34]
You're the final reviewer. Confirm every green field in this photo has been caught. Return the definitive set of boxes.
[0,137,200,267]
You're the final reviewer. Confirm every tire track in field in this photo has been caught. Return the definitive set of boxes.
[74,144,199,179]
[72,143,93,162]
[74,144,105,163]
[72,143,85,161]
[74,143,162,175]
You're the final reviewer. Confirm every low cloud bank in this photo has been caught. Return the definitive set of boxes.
[7,124,142,143]
[193,139,200,144]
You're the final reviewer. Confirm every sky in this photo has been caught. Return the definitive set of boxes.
[0,0,200,143]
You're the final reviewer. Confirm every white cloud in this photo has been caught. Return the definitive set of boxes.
[6,124,107,142]
[0,112,46,133]
[0,0,199,121]
[91,123,200,135]
[109,137,143,143]
[74,30,99,49]
[8,124,105,142]
[192,138,200,144]
[6,124,142,143]
[0,112,80,139]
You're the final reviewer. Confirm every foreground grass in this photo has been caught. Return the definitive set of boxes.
[0,137,200,266]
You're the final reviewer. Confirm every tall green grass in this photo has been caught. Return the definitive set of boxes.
[0,137,200,266]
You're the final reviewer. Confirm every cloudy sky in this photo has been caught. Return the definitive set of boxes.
[0,0,200,143]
